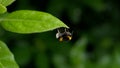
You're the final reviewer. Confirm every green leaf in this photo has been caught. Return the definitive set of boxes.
[0,4,7,14]
[0,0,15,6]
[0,41,19,68]
[0,10,69,34]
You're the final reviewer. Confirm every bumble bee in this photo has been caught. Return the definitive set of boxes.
[56,28,72,41]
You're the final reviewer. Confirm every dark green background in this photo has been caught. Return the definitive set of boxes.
[0,0,120,68]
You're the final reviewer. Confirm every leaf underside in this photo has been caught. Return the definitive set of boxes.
[0,10,69,34]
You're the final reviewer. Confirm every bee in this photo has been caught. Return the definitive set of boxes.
[56,28,72,41]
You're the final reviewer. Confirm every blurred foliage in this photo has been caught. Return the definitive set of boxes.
[0,41,19,68]
[0,0,120,68]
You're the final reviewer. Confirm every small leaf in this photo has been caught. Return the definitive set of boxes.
[0,4,7,14]
[0,41,19,68]
[0,0,15,6]
[0,10,69,34]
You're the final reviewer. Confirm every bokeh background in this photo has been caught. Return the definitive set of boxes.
[0,0,120,68]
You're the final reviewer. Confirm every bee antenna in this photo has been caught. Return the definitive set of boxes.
[57,29,60,33]
[65,28,67,32]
